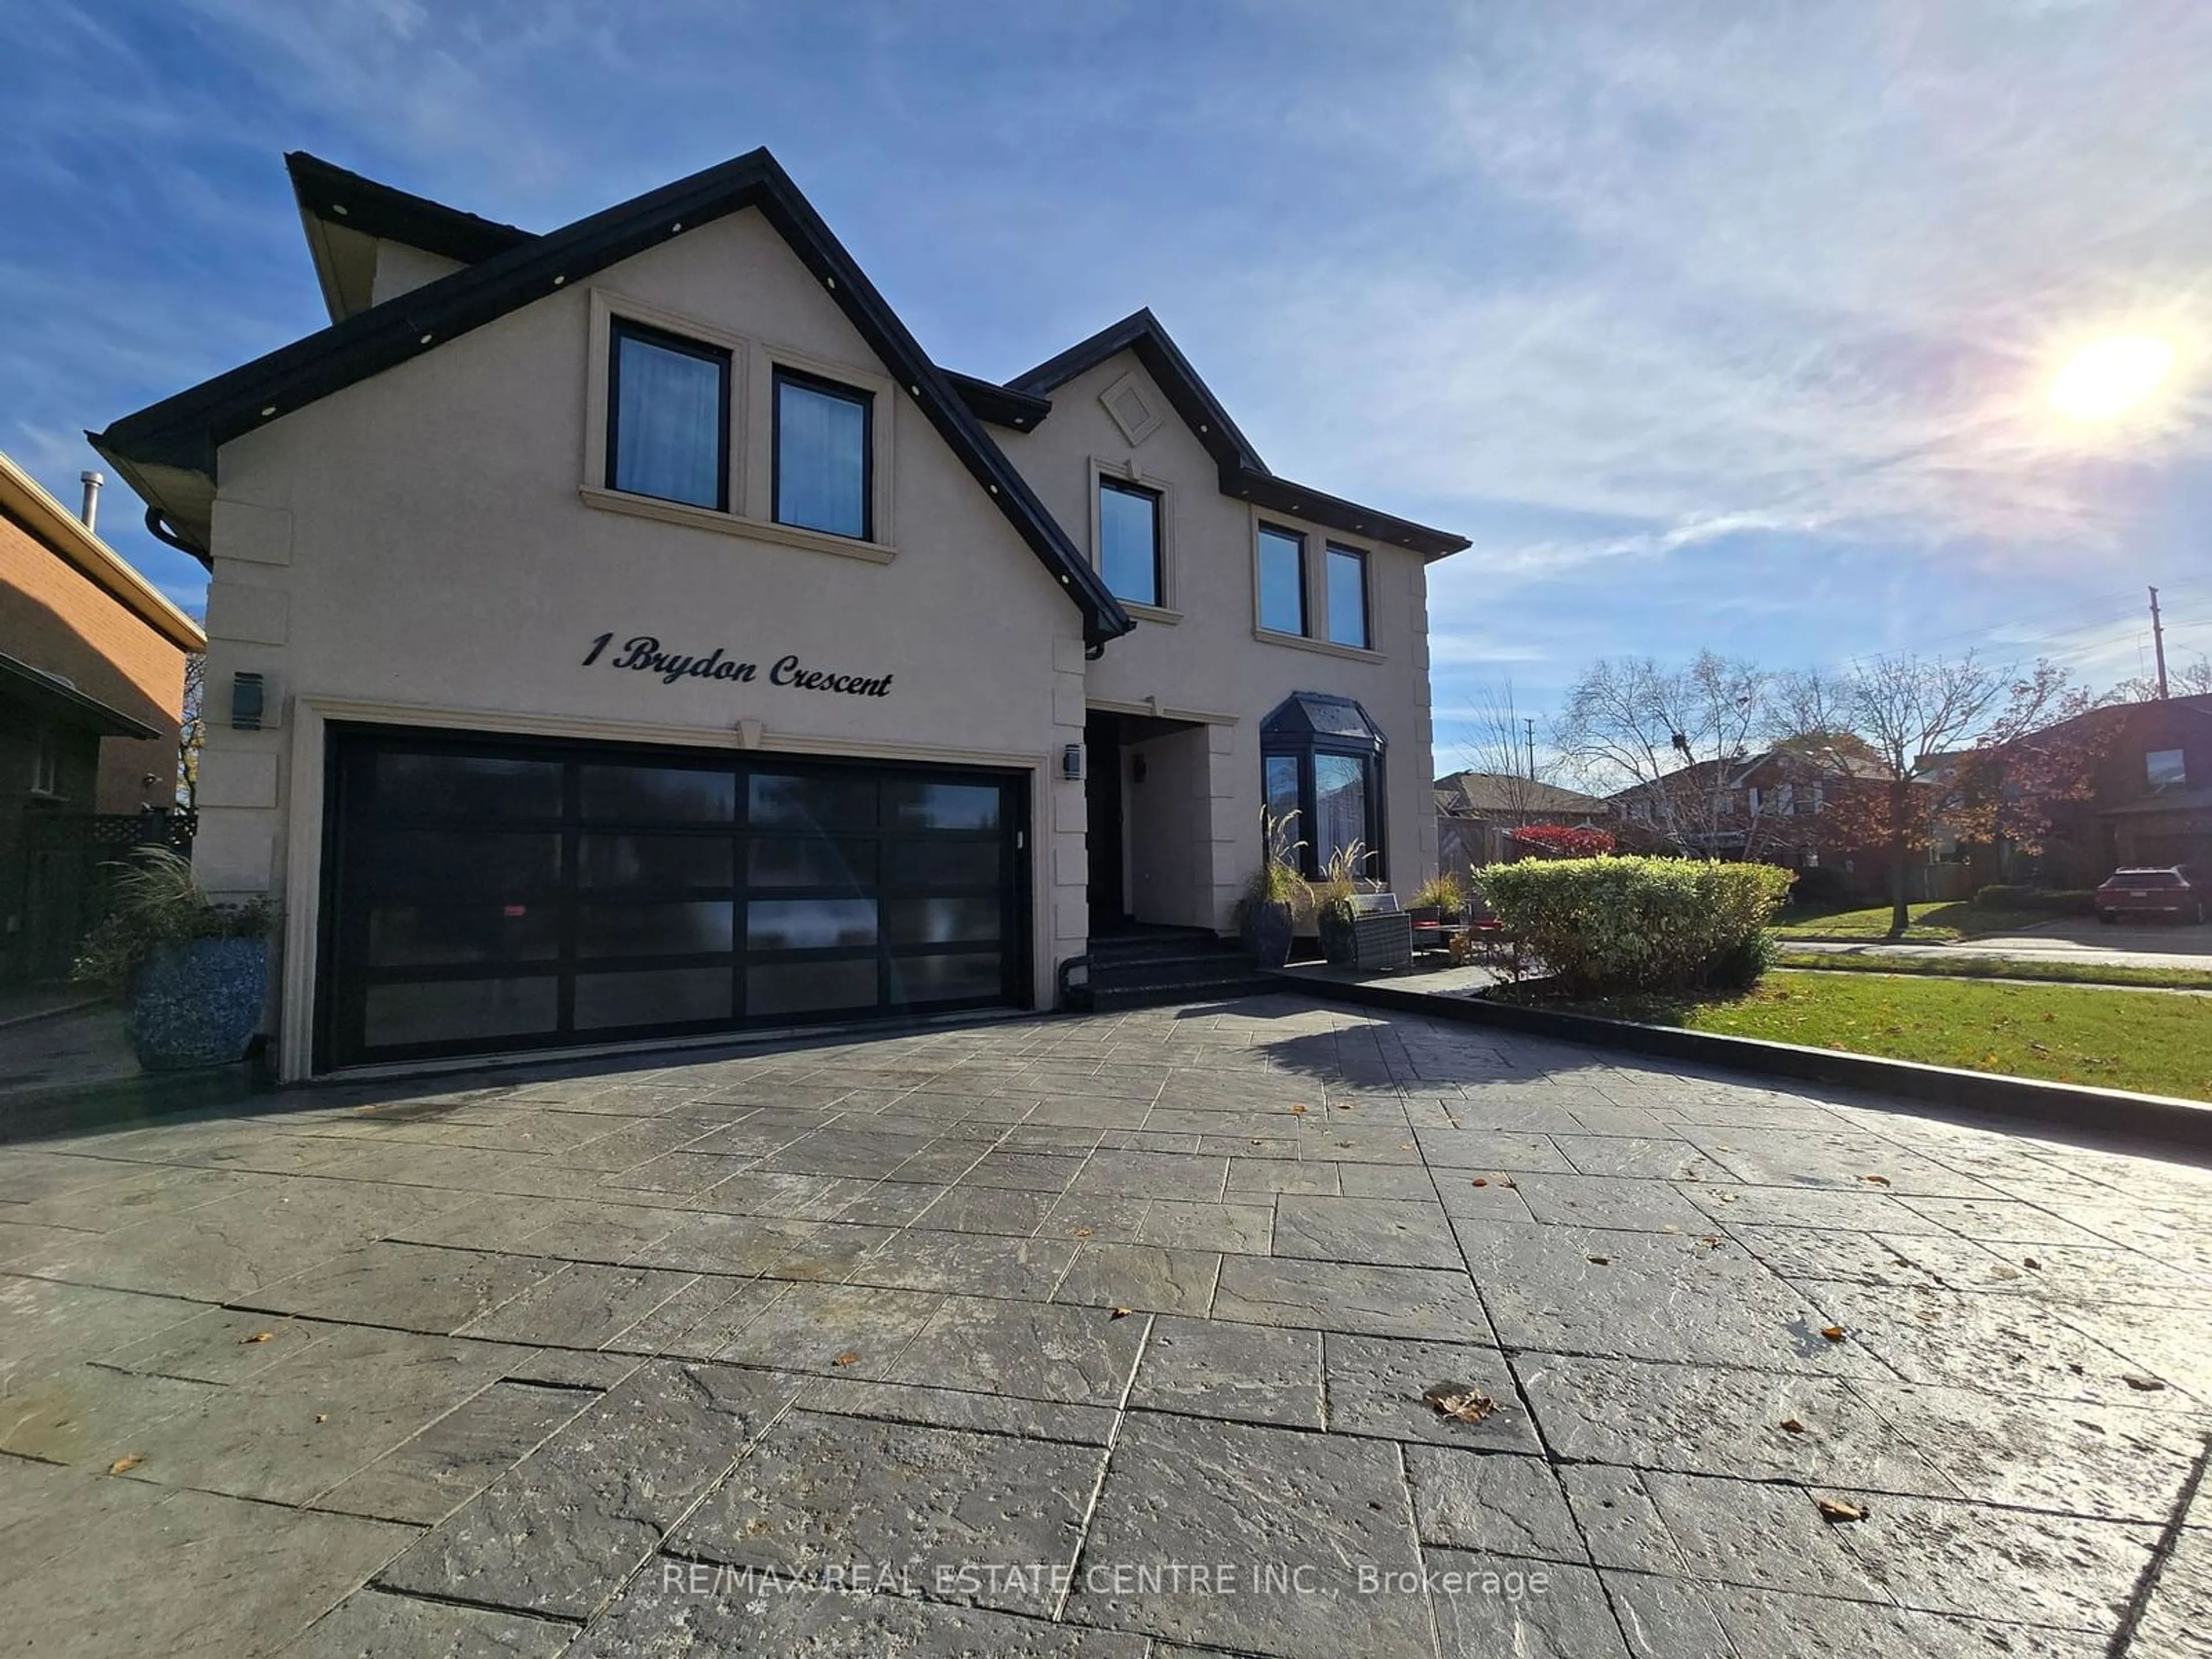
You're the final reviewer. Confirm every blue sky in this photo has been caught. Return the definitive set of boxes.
[6,1,2210,755]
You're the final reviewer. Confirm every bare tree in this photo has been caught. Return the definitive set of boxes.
[1554,651,1772,854]
[1792,653,2005,937]
[1447,680,1552,817]
[2112,654,2212,701]
[177,653,204,812]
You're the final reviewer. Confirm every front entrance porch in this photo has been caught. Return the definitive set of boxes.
[1084,708,1236,938]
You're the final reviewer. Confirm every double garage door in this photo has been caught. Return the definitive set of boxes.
[319,726,1028,1069]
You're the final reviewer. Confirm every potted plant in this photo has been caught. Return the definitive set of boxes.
[1314,841,1366,965]
[73,848,274,1071]
[1408,871,1467,929]
[1238,808,1304,970]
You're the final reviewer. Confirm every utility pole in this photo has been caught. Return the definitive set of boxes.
[2149,586,2170,700]
[1524,718,1536,783]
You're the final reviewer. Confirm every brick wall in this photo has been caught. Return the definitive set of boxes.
[0,512,187,812]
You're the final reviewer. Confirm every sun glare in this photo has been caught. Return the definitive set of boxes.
[2049,335,2175,420]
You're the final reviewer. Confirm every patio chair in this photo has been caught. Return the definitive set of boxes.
[1344,892,1414,972]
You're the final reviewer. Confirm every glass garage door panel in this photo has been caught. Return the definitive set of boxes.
[374,752,563,818]
[323,730,1023,1067]
[580,764,737,822]
[363,977,559,1048]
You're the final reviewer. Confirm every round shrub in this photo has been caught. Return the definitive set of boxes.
[1474,855,1795,994]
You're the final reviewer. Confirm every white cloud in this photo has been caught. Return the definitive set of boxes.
[1210,0,2212,571]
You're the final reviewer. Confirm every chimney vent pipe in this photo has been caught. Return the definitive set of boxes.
[78,471,103,533]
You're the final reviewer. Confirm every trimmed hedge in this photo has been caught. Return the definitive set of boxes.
[1973,886,2099,915]
[1475,855,1795,994]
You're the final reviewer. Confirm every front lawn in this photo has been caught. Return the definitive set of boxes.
[1505,970,2212,1101]
[1771,900,2055,942]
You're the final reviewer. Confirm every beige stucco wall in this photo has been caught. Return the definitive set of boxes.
[192,206,1091,1078]
[998,351,1438,931]
[370,240,466,308]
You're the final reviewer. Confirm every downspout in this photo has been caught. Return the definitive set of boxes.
[143,505,202,558]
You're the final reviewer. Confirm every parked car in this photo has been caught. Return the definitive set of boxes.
[2094,866,2206,925]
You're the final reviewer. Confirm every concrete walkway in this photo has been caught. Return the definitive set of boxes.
[3,995,2209,1656]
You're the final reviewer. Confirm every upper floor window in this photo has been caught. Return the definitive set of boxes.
[1257,525,1308,637]
[2147,748,2187,791]
[1099,479,1163,607]
[775,368,872,540]
[1325,545,1369,649]
[608,319,730,510]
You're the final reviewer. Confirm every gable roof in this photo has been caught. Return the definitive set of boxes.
[1008,308,1469,560]
[91,150,1134,648]
[288,151,535,323]
[1433,772,1612,817]
[1012,308,1271,474]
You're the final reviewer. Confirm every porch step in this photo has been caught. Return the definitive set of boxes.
[1088,974,1282,1012]
[1071,929,1278,1011]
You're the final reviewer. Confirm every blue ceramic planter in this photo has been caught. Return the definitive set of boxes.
[128,938,268,1070]
[1241,900,1294,969]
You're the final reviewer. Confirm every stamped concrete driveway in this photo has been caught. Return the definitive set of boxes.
[2,996,2209,1658]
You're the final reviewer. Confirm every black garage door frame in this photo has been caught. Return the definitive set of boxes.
[315,722,1033,1071]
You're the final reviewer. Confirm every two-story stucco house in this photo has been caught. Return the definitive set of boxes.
[92,150,1466,1080]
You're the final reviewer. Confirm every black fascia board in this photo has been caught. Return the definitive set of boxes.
[943,370,1052,431]
[1226,466,1471,559]
[1011,308,1469,559]
[1009,308,1269,476]
[93,149,1133,647]
[286,151,536,266]
[0,651,161,739]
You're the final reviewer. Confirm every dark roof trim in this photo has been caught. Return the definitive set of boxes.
[1010,308,1469,559]
[286,151,535,267]
[0,651,160,740]
[943,370,1051,432]
[1230,467,1469,559]
[94,150,1132,647]
[1011,308,1268,474]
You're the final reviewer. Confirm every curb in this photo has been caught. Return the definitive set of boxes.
[1270,969,2212,1149]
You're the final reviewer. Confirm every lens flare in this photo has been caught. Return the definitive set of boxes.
[2049,336,2175,419]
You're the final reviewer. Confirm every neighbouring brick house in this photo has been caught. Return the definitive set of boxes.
[0,450,206,981]
[1968,693,2212,887]
[1604,741,1959,901]
[1431,771,1614,881]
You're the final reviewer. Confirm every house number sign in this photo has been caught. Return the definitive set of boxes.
[582,632,895,699]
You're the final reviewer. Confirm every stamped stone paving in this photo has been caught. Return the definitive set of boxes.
[0,994,2206,1656]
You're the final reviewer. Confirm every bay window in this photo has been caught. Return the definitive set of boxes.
[1260,691,1386,880]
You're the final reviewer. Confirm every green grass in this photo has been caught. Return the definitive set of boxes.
[1508,970,2212,1101]
[1774,950,2212,993]
[1771,900,2056,942]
